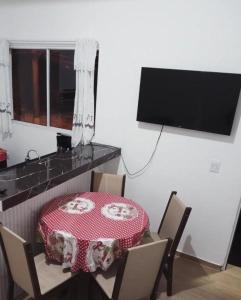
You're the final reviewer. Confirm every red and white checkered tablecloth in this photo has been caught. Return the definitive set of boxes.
[38,192,149,272]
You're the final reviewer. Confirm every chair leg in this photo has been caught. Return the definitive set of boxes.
[150,292,157,300]
[7,278,14,300]
[165,258,174,296]
[89,276,107,300]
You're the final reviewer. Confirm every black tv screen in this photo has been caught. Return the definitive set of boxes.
[136,67,241,135]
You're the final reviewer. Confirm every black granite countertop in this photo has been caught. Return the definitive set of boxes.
[0,143,121,211]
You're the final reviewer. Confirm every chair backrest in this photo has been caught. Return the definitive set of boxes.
[90,171,126,197]
[112,239,171,300]
[158,191,192,257]
[0,224,41,298]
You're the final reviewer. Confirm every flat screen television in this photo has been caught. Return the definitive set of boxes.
[136,67,241,135]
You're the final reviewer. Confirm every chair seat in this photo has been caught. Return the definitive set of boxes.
[92,261,119,299]
[34,253,73,295]
[142,231,160,244]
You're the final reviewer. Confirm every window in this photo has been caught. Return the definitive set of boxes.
[11,46,98,130]
[50,50,75,130]
[12,49,47,125]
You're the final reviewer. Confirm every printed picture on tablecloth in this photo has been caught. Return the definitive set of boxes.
[86,238,121,272]
[59,197,95,214]
[47,230,78,269]
[101,202,138,221]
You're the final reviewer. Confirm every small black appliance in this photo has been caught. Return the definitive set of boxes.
[56,133,72,152]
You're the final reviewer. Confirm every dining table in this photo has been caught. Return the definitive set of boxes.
[38,192,149,273]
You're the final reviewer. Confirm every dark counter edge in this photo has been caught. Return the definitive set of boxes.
[1,146,121,212]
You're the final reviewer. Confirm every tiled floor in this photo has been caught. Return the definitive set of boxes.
[17,257,241,300]
[158,258,241,300]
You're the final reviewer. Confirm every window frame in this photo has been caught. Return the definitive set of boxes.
[9,41,83,133]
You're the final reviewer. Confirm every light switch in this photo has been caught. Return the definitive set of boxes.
[210,160,221,173]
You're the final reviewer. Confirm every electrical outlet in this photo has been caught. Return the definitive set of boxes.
[210,160,221,173]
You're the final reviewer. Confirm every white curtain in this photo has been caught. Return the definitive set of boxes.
[0,39,12,137]
[72,39,98,147]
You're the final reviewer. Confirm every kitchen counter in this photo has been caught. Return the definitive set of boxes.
[0,143,121,211]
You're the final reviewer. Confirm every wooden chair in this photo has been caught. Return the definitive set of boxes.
[90,171,126,197]
[0,224,78,300]
[92,239,172,300]
[142,191,192,296]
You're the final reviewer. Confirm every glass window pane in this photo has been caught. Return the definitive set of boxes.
[12,49,47,125]
[50,50,75,130]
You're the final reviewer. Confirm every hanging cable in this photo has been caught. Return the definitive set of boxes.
[121,125,164,178]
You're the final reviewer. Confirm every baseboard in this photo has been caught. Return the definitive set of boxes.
[176,251,222,271]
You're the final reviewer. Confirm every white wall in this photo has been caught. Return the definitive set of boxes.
[2,121,70,165]
[0,0,241,266]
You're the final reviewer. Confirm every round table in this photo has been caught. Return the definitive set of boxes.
[38,192,149,272]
